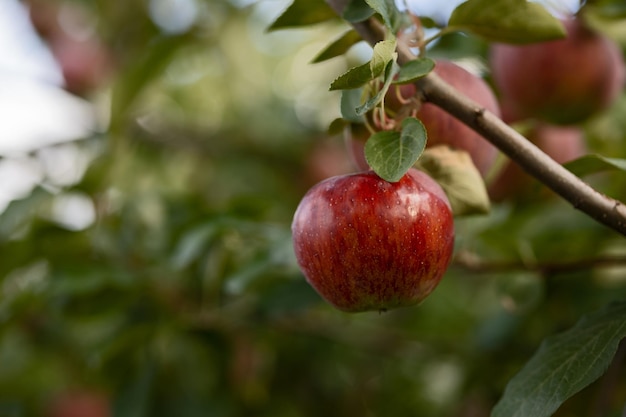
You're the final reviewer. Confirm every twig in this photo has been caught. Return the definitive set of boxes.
[325,0,626,237]
[454,251,626,275]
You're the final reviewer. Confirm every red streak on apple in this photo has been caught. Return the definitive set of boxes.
[292,168,454,312]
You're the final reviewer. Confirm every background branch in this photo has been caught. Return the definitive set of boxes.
[454,251,626,275]
[325,0,626,236]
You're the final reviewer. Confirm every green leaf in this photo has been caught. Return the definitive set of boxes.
[343,0,375,22]
[329,39,397,90]
[267,0,337,31]
[369,38,397,76]
[415,146,490,216]
[365,0,402,32]
[365,118,427,182]
[311,30,363,63]
[341,89,365,122]
[330,62,374,90]
[394,57,435,84]
[448,0,566,44]
[355,60,398,115]
[491,301,626,417]
[564,154,626,177]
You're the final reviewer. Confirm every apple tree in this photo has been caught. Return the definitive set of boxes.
[0,0,625,416]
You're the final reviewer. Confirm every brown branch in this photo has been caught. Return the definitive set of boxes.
[325,0,626,236]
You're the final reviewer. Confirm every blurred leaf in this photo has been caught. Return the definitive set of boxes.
[365,117,426,182]
[448,0,566,44]
[416,146,490,216]
[492,301,626,417]
[110,33,192,131]
[341,89,365,122]
[267,0,338,31]
[170,224,218,270]
[311,30,363,63]
[585,0,626,18]
[394,57,435,84]
[365,0,402,32]
[0,187,51,242]
[330,39,397,90]
[564,154,626,177]
[342,0,375,22]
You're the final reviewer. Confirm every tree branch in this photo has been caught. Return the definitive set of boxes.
[325,0,626,236]
[454,251,626,275]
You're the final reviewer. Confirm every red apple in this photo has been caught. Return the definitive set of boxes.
[292,168,454,312]
[489,124,587,201]
[490,18,625,125]
[384,60,501,177]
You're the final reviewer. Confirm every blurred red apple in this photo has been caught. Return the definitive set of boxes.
[47,389,110,417]
[383,60,501,177]
[343,123,370,171]
[489,124,587,201]
[305,137,355,185]
[490,18,625,125]
[28,0,114,95]
[292,168,454,312]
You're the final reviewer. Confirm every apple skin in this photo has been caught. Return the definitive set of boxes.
[292,168,454,312]
[490,18,625,125]
[489,124,587,201]
[386,60,501,177]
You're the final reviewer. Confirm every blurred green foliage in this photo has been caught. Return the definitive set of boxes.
[1,0,626,416]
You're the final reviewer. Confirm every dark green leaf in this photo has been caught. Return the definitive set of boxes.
[365,117,427,182]
[394,57,435,84]
[267,0,337,31]
[329,39,396,90]
[343,0,375,22]
[311,30,363,63]
[564,154,626,177]
[355,60,398,115]
[365,0,402,32]
[448,0,566,44]
[491,301,626,417]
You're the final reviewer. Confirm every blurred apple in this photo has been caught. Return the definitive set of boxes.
[305,137,356,185]
[490,18,625,125]
[28,0,114,95]
[343,123,370,171]
[489,124,587,202]
[46,389,110,417]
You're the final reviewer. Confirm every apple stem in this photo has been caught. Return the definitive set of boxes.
[326,0,626,237]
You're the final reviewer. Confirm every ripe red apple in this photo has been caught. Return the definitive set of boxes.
[490,18,625,125]
[384,60,501,177]
[489,124,587,201]
[292,168,454,312]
